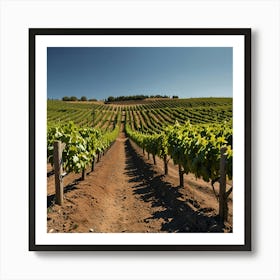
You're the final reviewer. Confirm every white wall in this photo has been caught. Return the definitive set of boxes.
[0,1,279,279]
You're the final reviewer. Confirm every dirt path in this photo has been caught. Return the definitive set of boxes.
[84,130,166,233]
[47,126,232,233]
[47,129,165,233]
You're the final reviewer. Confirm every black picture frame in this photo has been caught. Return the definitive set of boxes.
[29,28,251,251]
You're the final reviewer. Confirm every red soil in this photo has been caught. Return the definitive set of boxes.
[47,129,232,233]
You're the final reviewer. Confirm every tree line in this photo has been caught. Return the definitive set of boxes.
[105,95,178,103]
[62,95,179,102]
[62,96,97,101]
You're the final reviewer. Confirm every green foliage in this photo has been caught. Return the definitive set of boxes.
[105,94,170,103]
[125,120,233,182]
[165,121,233,181]
[62,96,70,101]
[47,97,233,182]
[70,96,78,101]
[47,121,119,173]
[80,96,87,101]
[107,96,115,102]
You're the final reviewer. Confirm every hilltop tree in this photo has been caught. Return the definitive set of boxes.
[107,96,115,102]
[80,96,87,101]
[70,96,78,101]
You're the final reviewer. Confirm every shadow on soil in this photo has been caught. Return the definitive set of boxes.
[124,139,224,233]
[47,182,78,208]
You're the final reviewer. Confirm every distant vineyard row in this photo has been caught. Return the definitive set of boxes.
[47,98,232,132]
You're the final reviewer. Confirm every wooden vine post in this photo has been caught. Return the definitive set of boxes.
[163,155,168,175]
[152,154,156,165]
[91,157,95,172]
[219,147,228,224]
[53,140,65,205]
[178,164,184,187]
[97,151,101,162]
[81,168,86,181]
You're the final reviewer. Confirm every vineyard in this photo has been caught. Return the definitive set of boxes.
[47,97,233,233]
[47,97,232,130]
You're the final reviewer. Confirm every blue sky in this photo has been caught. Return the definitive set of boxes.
[47,47,232,100]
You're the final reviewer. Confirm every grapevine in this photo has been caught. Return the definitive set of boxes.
[47,121,119,174]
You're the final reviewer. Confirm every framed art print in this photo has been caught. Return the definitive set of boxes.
[29,28,251,251]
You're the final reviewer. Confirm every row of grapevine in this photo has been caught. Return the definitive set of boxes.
[48,100,122,129]
[125,120,233,223]
[124,106,232,134]
[110,97,231,111]
[47,121,120,178]
[47,98,232,131]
